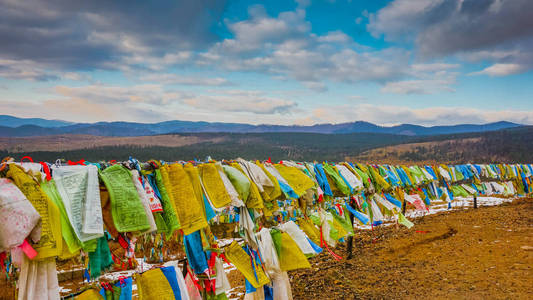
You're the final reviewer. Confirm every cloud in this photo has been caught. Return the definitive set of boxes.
[53,84,182,105]
[411,63,460,73]
[191,5,458,95]
[62,72,93,82]
[181,90,297,114]
[1,2,466,95]
[0,0,228,70]
[381,78,455,94]
[209,6,310,56]
[302,81,327,92]
[316,31,352,43]
[299,104,533,126]
[0,59,58,81]
[382,62,459,94]
[347,95,367,101]
[1,83,299,124]
[469,63,528,76]
[48,84,297,118]
[368,0,452,41]
[139,73,233,86]
[199,6,410,88]
[0,59,98,82]
[295,0,311,8]
[4,91,533,126]
[0,98,169,123]
[368,0,533,75]
[44,97,115,120]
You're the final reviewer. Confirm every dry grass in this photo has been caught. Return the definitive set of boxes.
[350,137,482,165]
[0,134,226,153]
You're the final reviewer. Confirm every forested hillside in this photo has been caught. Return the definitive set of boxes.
[0,132,415,162]
[354,126,533,164]
[1,127,532,163]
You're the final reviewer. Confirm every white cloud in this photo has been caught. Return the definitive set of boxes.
[47,84,298,119]
[458,49,524,63]
[302,81,328,92]
[0,59,58,81]
[470,63,528,77]
[381,62,459,94]
[297,104,533,126]
[0,59,98,82]
[62,72,93,82]
[212,7,310,55]
[347,95,367,101]
[197,5,411,90]
[368,0,446,40]
[139,73,233,86]
[119,51,194,71]
[53,84,181,105]
[316,31,352,43]
[295,0,311,8]
[4,90,533,126]
[411,63,460,73]
[181,90,297,114]
[368,0,533,75]
[381,78,455,94]
[1,3,470,97]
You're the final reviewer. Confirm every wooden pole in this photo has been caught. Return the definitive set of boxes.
[346,197,355,259]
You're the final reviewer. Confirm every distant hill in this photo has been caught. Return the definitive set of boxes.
[0,115,73,128]
[353,126,533,164]
[0,115,523,137]
[0,126,533,164]
[0,132,417,162]
[2,126,533,163]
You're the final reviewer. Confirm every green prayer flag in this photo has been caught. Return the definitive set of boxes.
[154,169,180,235]
[40,180,82,255]
[99,165,150,232]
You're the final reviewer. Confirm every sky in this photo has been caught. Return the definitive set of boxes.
[1,0,532,126]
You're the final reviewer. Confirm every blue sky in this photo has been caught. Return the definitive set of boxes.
[1,0,532,126]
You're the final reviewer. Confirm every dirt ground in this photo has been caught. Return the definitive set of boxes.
[289,197,533,299]
[2,198,531,299]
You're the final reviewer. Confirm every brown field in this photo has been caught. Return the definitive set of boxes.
[350,137,483,165]
[0,134,225,153]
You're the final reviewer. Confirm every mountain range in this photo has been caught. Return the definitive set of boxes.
[0,115,523,137]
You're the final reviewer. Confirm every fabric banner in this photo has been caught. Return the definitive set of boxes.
[137,268,176,300]
[17,256,60,300]
[131,170,158,234]
[99,165,150,233]
[271,230,310,272]
[52,165,104,242]
[279,221,317,256]
[225,242,270,289]
[0,178,41,252]
[7,164,62,259]
[167,164,207,235]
